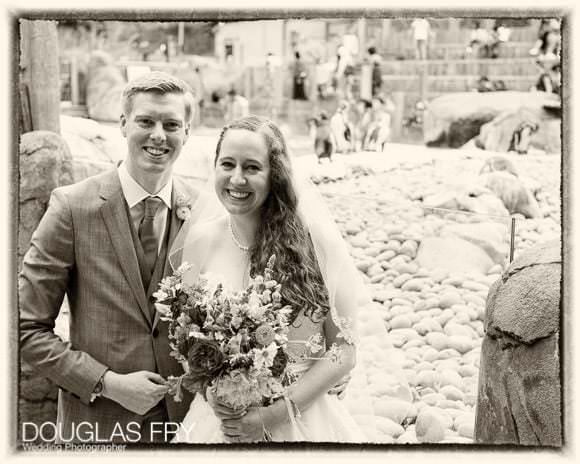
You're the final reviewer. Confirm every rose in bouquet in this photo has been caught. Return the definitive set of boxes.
[153,255,294,410]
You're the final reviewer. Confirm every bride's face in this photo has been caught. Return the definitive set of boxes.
[215,129,271,219]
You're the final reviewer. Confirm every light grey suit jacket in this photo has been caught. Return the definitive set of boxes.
[19,168,197,442]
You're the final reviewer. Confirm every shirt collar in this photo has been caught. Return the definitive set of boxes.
[118,162,173,210]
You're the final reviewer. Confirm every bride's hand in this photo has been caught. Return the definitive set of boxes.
[206,387,247,420]
[221,407,265,443]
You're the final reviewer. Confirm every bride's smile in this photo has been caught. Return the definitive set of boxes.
[215,129,271,218]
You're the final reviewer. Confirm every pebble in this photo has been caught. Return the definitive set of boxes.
[416,370,439,389]
[356,260,374,272]
[441,276,464,287]
[487,264,503,274]
[454,412,475,431]
[396,429,419,444]
[384,240,402,252]
[457,420,475,439]
[415,408,447,443]
[373,416,405,438]
[426,307,443,318]
[434,358,460,371]
[392,297,414,307]
[422,297,441,309]
[448,335,475,354]
[444,322,474,338]
[389,328,420,344]
[374,399,417,424]
[439,291,463,308]
[422,347,441,363]
[415,361,435,372]
[457,364,478,378]
[399,240,418,258]
[367,263,385,277]
[425,332,449,351]
[413,317,443,336]
[438,369,463,389]
[393,273,413,288]
[390,305,414,317]
[462,280,490,292]
[435,309,455,326]
[439,385,465,402]
[377,250,397,261]
[401,278,428,292]
[350,235,370,248]
[435,348,461,361]
[451,312,471,325]
[422,392,445,406]
[463,293,486,307]
[393,261,419,275]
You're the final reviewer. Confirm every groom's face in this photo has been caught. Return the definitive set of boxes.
[120,91,190,180]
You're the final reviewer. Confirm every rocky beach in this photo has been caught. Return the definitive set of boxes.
[308,147,561,444]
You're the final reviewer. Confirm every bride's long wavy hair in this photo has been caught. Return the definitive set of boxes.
[215,115,330,325]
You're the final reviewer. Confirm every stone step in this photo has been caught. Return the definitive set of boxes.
[380,58,538,76]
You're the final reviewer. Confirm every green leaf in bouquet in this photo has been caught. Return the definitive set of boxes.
[166,375,184,402]
[182,375,211,400]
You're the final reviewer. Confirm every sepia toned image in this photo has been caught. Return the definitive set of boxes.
[12,6,567,456]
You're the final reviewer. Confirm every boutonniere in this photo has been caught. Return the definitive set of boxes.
[175,193,192,221]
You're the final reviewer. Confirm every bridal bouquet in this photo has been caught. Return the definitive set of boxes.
[153,255,294,410]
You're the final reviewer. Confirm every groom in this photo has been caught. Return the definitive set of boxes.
[19,72,198,444]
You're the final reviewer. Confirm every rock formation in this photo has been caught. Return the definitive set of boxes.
[424,91,561,152]
[19,131,74,443]
[85,51,126,122]
[475,239,561,446]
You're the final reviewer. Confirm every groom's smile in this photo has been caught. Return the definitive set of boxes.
[121,92,190,183]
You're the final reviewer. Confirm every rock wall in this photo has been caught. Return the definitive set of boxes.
[19,131,74,443]
[85,51,126,122]
[474,239,561,446]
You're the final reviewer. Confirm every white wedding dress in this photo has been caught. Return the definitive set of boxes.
[172,303,367,443]
[169,177,373,443]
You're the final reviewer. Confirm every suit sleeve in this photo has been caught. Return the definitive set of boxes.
[19,189,108,405]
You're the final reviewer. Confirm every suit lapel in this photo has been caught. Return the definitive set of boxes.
[99,172,152,326]
[152,182,190,329]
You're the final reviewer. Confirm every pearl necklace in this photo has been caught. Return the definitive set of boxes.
[228,216,251,252]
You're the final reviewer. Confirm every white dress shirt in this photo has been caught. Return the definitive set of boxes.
[118,162,173,253]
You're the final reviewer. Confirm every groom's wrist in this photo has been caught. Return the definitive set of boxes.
[101,370,118,400]
[90,369,109,403]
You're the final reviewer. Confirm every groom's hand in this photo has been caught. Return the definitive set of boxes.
[102,370,169,415]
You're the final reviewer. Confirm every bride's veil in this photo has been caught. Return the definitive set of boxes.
[168,136,381,442]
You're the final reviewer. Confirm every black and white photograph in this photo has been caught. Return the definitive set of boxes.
[2,0,576,461]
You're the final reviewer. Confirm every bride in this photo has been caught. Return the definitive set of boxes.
[171,115,370,443]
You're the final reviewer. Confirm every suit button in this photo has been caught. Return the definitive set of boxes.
[152,328,159,338]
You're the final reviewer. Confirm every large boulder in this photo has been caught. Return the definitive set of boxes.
[60,115,121,182]
[478,171,542,219]
[19,131,73,443]
[422,184,510,218]
[416,236,495,275]
[439,222,509,265]
[475,239,561,446]
[424,91,561,149]
[19,131,73,263]
[476,105,561,154]
[85,51,126,122]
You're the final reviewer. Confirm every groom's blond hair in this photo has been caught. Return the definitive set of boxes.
[121,71,195,123]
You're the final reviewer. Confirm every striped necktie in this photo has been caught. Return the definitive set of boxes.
[139,196,163,278]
